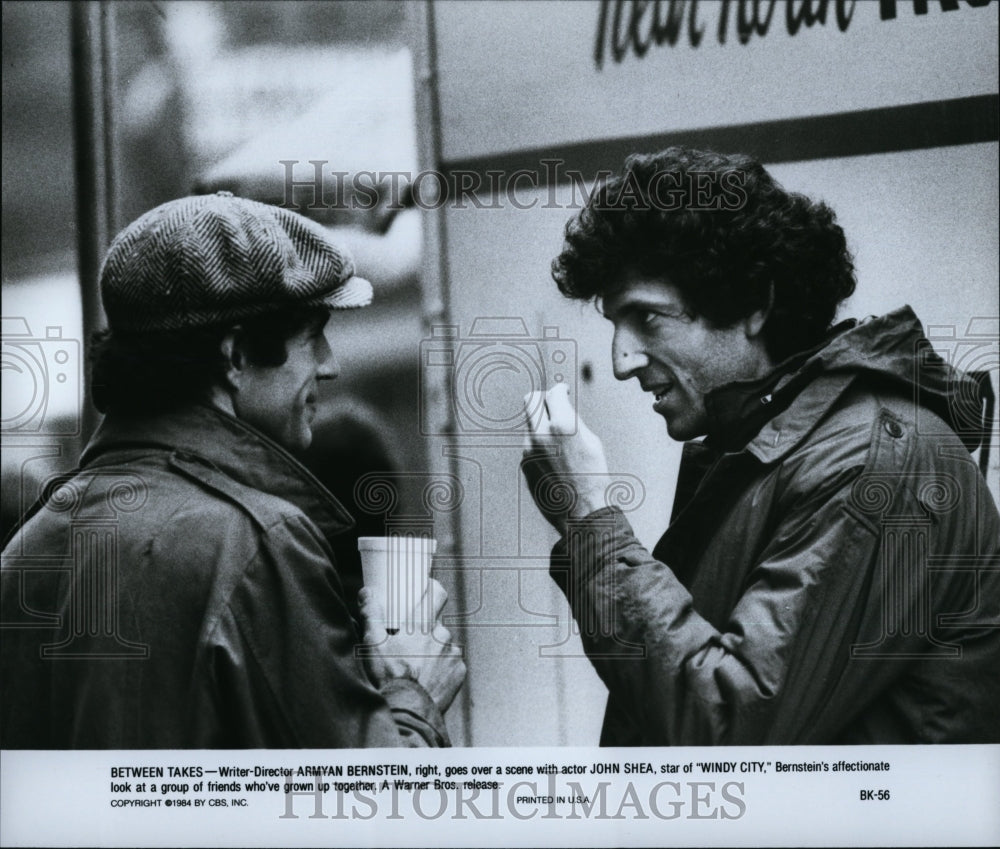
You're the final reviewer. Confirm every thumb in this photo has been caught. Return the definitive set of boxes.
[358,587,388,643]
[544,383,576,433]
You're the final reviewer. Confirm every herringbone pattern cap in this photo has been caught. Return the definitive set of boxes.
[100,192,372,332]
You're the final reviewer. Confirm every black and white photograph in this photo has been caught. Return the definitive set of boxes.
[2,1,998,846]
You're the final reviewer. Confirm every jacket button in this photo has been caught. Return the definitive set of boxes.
[884,420,903,438]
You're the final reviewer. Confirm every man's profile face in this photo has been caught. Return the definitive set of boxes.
[601,270,771,441]
[232,314,338,452]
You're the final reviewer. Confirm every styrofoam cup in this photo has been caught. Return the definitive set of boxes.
[357,536,437,632]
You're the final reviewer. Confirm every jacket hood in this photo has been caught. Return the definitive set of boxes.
[705,306,987,459]
[80,404,356,540]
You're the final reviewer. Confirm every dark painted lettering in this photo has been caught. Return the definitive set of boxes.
[595,0,987,67]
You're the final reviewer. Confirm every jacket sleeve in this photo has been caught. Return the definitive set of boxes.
[193,513,450,748]
[550,465,885,745]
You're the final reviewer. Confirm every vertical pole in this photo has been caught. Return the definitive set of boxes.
[70,0,113,445]
[409,0,472,745]
[100,2,119,241]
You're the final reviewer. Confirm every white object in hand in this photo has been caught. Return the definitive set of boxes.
[357,536,437,633]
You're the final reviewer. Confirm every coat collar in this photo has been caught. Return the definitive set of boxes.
[81,404,356,539]
[702,320,857,461]
[702,306,959,464]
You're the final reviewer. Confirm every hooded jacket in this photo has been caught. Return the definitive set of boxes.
[1,405,449,748]
[552,307,1000,745]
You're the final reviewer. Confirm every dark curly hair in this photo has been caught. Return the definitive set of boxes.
[551,147,856,362]
[90,305,329,416]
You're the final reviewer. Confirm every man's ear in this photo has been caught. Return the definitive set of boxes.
[744,282,774,339]
[219,327,247,391]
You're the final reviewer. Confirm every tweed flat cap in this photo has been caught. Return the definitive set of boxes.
[100,192,372,333]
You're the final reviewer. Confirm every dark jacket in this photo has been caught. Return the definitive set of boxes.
[1,405,449,748]
[553,307,1000,745]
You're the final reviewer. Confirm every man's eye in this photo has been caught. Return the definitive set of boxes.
[636,308,688,328]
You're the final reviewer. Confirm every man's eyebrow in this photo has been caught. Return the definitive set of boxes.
[603,295,686,318]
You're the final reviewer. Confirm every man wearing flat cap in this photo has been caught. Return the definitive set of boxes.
[1,192,465,748]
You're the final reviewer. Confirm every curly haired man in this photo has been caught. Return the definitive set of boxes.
[522,148,1000,745]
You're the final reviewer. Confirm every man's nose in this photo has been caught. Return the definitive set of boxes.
[611,327,648,380]
[316,336,340,381]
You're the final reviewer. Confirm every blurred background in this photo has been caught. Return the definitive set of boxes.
[3,0,998,748]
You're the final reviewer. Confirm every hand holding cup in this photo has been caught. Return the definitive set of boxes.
[359,578,466,713]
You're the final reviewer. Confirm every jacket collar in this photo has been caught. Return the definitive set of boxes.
[702,306,960,464]
[80,404,356,539]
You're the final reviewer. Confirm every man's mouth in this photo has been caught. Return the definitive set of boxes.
[645,383,674,406]
[643,383,674,401]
